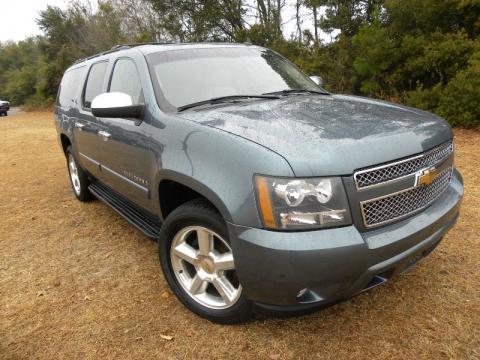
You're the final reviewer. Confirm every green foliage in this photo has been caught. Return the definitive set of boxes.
[0,0,479,128]
[146,0,245,41]
[236,24,283,46]
[436,47,480,127]
[0,1,129,105]
[348,0,480,127]
[36,2,128,99]
[0,38,44,105]
[319,0,383,36]
[407,47,480,128]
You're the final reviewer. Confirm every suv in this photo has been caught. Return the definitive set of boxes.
[0,100,10,116]
[55,43,463,324]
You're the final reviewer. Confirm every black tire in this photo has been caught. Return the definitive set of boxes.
[4,112,7,116]
[158,199,252,324]
[65,146,93,202]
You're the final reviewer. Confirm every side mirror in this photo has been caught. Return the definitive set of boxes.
[91,92,144,119]
[309,75,323,87]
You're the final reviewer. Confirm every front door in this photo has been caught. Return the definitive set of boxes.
[94,58,155,212]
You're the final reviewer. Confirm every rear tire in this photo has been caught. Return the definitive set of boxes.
[66,146,93,202]
[158,199,252,324]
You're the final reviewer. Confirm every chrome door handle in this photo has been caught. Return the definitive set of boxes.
[98,130,111,140]
[75,123,85,130]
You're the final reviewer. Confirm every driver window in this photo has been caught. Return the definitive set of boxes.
[83,61,108,109]
[109,59,144,104]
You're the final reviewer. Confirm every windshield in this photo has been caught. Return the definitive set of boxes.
[147,47,323,111]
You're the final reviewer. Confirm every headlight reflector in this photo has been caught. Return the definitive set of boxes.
[255,175,352,230]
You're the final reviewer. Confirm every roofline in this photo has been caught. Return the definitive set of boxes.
[72,41,254,66]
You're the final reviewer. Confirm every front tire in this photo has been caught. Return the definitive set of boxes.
[159,200,252,324]
[66,146,93,202]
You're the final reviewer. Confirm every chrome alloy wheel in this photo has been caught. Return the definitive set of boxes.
[68,154,81,196]
[170,226,242,309]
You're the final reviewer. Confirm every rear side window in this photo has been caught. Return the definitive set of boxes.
[83,61,108,108]
[57,67,85,107]
[109,59,144,104]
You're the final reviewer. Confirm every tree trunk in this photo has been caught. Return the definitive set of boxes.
[296,0,302,43]
[275,0,282,36]
[257,0,268,26]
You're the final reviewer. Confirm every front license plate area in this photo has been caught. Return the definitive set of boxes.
[403,252,424,272]
[402,239,441,273]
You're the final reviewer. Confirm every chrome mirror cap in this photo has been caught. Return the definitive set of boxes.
[91,92,144,119]
[91,92,133,109]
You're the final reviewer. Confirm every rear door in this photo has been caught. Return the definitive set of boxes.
[94,57,155,212]
[74,61,109,180]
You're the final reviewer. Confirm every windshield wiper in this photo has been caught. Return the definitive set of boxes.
[177,94,280,112]
[263,89,330,96]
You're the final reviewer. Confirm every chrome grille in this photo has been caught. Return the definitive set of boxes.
[354,141,453,189]
[360,167,452,228]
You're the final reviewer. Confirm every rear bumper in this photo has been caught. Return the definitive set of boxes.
[229,169,463,310]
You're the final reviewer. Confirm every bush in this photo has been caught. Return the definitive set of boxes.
[23,94,55,111]
[406,47,480,129]
[406,83,443,114]
[437,52,480,128]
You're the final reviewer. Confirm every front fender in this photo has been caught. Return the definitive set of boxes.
[149,114,295,228]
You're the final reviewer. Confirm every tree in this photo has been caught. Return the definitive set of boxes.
[0,39,43,105]
[303,0,322,44]
[0,0,478,127]
[145,0,246,41]
[320,0,383,36]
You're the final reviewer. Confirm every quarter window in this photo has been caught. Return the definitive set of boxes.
[83,61,108,108]
[57,67,85,107]
[109,59,144,104]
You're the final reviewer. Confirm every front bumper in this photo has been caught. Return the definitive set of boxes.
[229,169,463,310]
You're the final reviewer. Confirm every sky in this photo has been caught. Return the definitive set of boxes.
[0,0,336,43]
[0,0,68,42]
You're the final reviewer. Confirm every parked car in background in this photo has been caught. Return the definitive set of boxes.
[0,100,10,116]
[54,43,463,324]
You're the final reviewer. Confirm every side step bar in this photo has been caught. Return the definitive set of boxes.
[88,182,162,239]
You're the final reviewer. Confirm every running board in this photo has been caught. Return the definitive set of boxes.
[88,182,161,239]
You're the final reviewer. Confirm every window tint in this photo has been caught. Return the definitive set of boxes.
[57,67,85,107]
[109,59,144,104]
[83,62,108,108]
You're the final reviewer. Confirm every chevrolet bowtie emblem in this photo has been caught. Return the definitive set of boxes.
[415,166,439,187]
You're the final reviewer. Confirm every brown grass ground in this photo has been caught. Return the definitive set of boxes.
[1,112,479,360]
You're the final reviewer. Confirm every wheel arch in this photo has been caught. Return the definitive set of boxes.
[59,133,72,157]
[156,170,233,224]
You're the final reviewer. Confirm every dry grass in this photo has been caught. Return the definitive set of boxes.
[1,112,479,360]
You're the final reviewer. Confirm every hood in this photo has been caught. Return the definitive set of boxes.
[177,94,452,176]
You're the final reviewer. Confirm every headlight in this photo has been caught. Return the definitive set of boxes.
[254,175,352,230]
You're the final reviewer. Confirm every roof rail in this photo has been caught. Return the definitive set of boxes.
[72,41,246,65]
[110,41,176,50]
[72,42,176,65]
[72,47,125,65]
